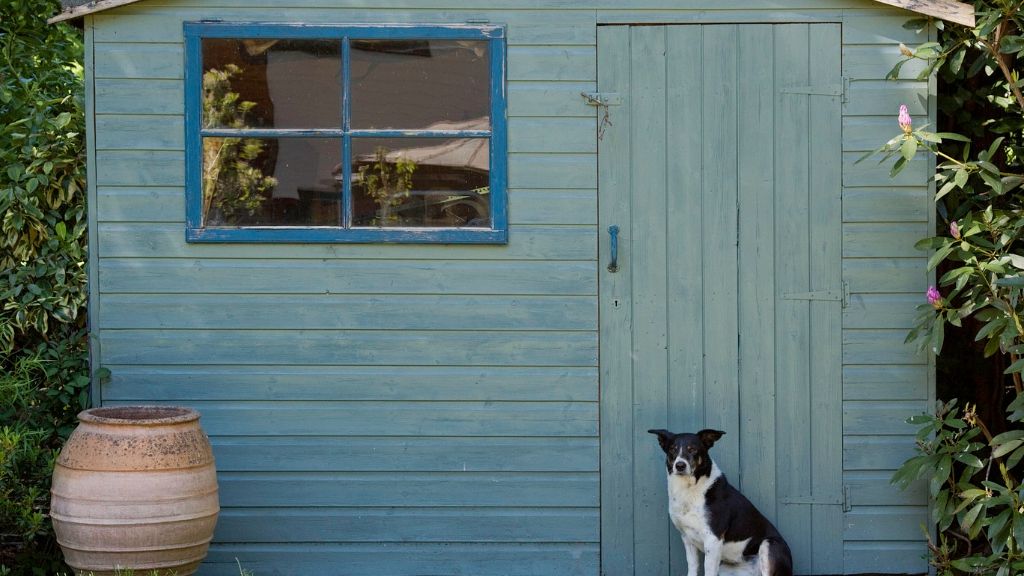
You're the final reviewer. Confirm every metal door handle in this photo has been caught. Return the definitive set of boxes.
[607,225,619,273]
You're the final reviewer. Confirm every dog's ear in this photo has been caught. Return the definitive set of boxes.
[648,429,676,453]
[697,429,725,448]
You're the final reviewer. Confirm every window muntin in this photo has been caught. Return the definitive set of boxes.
[184,23,507,243]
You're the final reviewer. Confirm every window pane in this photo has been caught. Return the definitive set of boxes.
[202,137,341,227]
[350,40,490,130]
[202,38,341,129]
[352,137,490,228]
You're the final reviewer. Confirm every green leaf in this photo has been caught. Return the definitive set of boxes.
[1005,357,1024,375]
[993,439,1024,458]
[954,168,969,188]
[1000,35,1024,54]
[901,137,918,161]
[961,501,985,534]
[953,452,984,468]
[991,430,1024,444]
[935,132,971,143]
[949,48,966,74]
[902,17,929,30]
[930,455,952,495]
[927,244,954,271]
[890,156,908,177]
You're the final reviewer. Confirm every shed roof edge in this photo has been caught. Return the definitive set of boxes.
[49,0,975,30]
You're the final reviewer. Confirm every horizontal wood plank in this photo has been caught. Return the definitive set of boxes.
[507,81,595,118]
[108,400,598,437]
[843,438,922,471]
[204,543,599,576]
[100,329,598,367]
[208,436,599,472]
[509,117,596,153]
[94,42,182,79]
[510,189,596,225]
[843,80,928,117]
[509,153,596,189]
[508,46,595,81]
[96,150,182,186]
[844,507,928,540]
[843,187,929,222]
[843,329,927,365]
[843,222,930,258]
[843,44,927,80]
[94,10,597,45]
[844,400,928,435]
[843,151,929,187]
[844,293,922,329]
[843,258,929,293]
[96,187,182,222]
[216,471,598,507]
[98,258,595,294]
[845,471,926,505]
[103,365,597,402]
[843,14,929,45]
[215,507,598,543]
[843,116,911,152]
[843,365,930,400]
[96,114,183,150]
[99,293,597,331]
[95,79,183,115]
[98,223,595,260]
[843,542,929,574]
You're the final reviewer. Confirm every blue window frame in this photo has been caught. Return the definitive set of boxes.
[184,22,507,243]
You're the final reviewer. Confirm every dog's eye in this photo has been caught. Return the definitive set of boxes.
[687,446,697,454]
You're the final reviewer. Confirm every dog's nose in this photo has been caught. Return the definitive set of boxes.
[673,461,687,474]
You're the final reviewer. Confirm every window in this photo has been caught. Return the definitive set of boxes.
[184,23,507,243]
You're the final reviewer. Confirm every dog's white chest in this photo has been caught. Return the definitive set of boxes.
[667,475,715,546]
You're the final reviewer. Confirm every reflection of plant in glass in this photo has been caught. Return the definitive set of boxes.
[201,64,276,225]
[357,146,415,226]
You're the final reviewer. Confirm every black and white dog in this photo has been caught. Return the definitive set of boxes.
[648,429,793,576]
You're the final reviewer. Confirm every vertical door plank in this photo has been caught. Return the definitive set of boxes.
[808,23,845,575]
[665,25,705,575]
[773,23,814,571]
[628,25,671,576]
[736,24,778,518]
[597,25,635,576]
[700,25,741,479]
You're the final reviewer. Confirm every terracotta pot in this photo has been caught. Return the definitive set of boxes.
[51,406,219,576]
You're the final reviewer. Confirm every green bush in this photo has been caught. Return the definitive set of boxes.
[869,1,1024,573]
[0,0,89,573]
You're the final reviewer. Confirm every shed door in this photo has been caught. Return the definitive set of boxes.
[598,24,843,575]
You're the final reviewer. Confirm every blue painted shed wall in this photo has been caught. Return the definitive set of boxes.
[84,1,933,573]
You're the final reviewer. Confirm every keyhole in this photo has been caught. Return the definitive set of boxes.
[613,299,620,308]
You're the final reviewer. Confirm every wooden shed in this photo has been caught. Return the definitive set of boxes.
[53,0,971,573]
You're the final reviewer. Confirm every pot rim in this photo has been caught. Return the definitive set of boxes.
[78,405,200,425]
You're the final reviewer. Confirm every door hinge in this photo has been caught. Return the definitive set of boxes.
[781,77,848,102]
[781,282,850,308]
[782,486,852,512]
[581,92,622,107]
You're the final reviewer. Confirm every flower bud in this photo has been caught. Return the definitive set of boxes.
[926,285,942,309]
[898,105,913,134]
[950,221,960,240]
[899,43,914,57]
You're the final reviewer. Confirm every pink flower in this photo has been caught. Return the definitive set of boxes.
[927,286,942,309]
[950,221,960,240]
[899,104,913,134]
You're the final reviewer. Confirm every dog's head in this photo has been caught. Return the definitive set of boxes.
[647,428,724,478]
